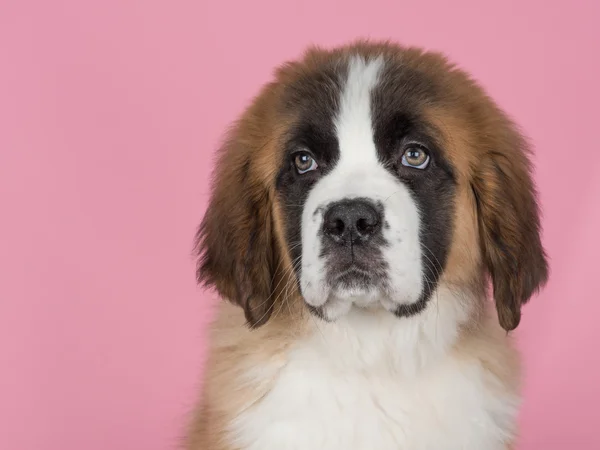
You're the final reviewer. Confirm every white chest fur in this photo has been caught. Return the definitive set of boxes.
[228,302,519,450]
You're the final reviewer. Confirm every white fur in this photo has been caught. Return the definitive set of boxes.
[229,287,519,449]
[300,55,423,320]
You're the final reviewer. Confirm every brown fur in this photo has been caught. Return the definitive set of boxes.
[188,40,548,449]
[194,82,299,328]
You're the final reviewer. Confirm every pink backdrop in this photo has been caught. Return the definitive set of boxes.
[1,0,599,449]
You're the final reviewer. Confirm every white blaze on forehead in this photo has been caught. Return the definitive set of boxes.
[335,56,383,169]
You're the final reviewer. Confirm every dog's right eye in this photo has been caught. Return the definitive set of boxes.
[293,152,319,174]
[401,145,430,170]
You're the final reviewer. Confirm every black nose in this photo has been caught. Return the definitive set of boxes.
[323,199,382,244]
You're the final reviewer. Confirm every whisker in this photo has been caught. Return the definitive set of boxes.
[251,254,302,325]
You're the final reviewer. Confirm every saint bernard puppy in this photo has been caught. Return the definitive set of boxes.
[186,40,548,450]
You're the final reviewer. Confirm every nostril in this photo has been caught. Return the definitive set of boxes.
[356,217,373,234]
[324,215,346,237]
[332,218,345,236]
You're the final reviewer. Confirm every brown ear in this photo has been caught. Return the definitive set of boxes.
[195,121,283,328]
[472,116,549,331]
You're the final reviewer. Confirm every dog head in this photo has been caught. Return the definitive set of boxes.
[195,41,548,331]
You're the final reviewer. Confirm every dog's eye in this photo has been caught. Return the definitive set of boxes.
[401,146,430,169]
[294,152,318,174]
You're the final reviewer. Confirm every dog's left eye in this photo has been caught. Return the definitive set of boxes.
[401,146,430,169]
[294,152,319,174]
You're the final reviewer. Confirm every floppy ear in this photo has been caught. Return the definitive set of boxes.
[195,121,284,328]
[472,116,549,331]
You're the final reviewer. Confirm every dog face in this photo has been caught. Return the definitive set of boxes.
[276,55,457,322]
[196,41,548,331]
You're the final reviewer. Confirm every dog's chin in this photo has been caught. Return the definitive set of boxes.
[307,281,381,321]
[331,283,380,307]
[304,278,426,322]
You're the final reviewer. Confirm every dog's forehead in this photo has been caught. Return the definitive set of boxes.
[280,56,443,137]
[279,49,443,114]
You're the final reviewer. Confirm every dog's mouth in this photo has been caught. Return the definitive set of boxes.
[332,264,373,287]
[327,263,385,297]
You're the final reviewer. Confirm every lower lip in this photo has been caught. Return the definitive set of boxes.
[334,268,373,285]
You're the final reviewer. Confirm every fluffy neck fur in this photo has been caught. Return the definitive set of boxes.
[275,283,482,377]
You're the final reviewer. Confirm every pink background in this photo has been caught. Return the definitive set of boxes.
[1,0,599,449]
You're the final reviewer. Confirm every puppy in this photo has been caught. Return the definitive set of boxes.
[186,40,548,450]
